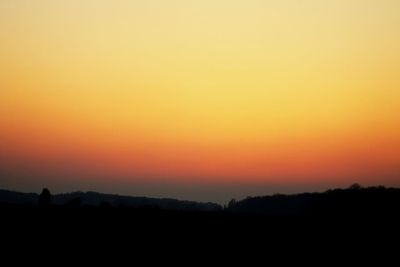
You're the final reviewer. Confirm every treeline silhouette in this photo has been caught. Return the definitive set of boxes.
[1,184,400,256]
[226,184,400,217]
[0,188,221,211]
[1,184,400,217]
[1,184,399,233]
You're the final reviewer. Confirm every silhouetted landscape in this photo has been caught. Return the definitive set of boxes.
[2,184,400,226]
[0,189,221,211]
[2,184,400,257]
[2,184,400,216]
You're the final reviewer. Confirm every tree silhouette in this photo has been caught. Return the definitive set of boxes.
[349,183,362,190]
[39,188,51,207]
[228,198,237,209]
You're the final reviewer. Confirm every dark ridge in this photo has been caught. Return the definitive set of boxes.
[0,189,38,205]
[0,189,221,211]
[226,185,400,216]
[1,184,400,255]
[1,184,400,216]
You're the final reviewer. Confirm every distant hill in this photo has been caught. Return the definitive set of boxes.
[2,185,400,215]
[0,189,38,205]
[227,185,400,216]
[0,189,222,211]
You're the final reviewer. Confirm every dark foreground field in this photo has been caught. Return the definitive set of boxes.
[1,186,400,259]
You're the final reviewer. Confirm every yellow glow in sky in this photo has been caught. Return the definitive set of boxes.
[1,1,400,198]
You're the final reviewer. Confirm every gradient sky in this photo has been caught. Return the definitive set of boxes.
[1,0,400,203]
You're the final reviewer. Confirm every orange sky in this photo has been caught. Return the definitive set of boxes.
[1,0,400,202]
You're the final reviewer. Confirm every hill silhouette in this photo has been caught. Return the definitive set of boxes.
[226,184,400,217]
[1,184,399,258]
[1,184,400,216]
[0,189,221,211]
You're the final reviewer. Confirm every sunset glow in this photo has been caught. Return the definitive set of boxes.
[1,0,400,202]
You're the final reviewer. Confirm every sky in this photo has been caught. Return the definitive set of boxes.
[0,0,400,203]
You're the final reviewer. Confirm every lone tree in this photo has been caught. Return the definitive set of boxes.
[349,183,362,190]
[227,198,237,209]
[39,188,52,207]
